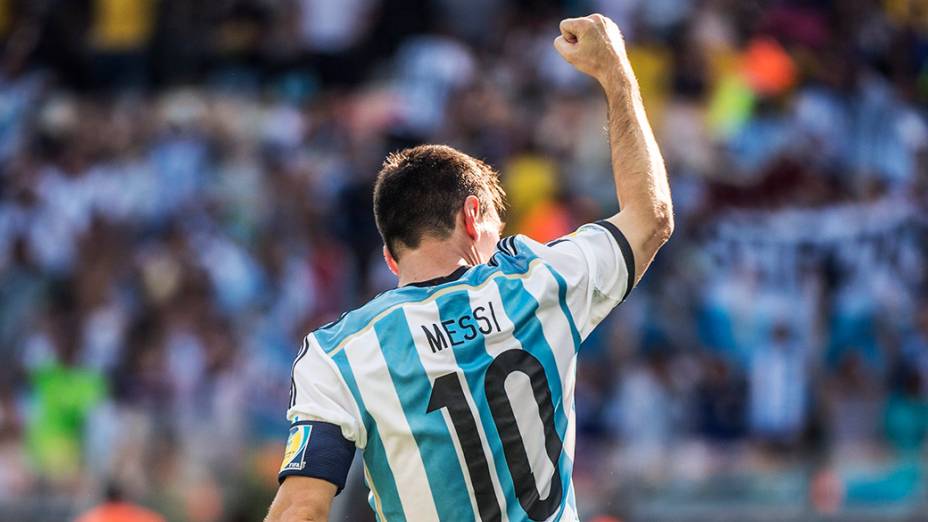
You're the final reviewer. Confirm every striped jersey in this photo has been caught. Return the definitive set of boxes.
[287,221,634,521]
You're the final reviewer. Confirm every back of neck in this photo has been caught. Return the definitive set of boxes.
[396,241,470,287]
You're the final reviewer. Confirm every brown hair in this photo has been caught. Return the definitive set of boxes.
[373,145,506,258]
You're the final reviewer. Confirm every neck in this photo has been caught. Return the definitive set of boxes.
[396,239,480,287]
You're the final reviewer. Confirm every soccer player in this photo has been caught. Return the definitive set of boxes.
[266,14,673,522]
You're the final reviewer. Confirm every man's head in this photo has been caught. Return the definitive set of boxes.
[373,145,506,275]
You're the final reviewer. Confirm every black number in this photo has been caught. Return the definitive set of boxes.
[427,373,502,522]
[427,350,563,521]
[485,350,563,520]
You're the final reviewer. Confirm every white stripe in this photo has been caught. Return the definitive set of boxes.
[554,484,579,522]
[344,329,441,522]
[473,281,515,359]
[504,372,555,499]
[485,280,559,503]
[404,299,509,522]
[520,267,579,461]
[520,265,576,384]
[301,335,368,447]
[564,394,576,474]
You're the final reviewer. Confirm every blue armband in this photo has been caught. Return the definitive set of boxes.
[278,420,356,494]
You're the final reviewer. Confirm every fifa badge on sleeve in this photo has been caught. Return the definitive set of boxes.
[280,424,313,472]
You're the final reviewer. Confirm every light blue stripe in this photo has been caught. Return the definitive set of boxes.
[435,290,517,521]
[493,275,570,520]
[374,309,476,522]
[565,479,577,519]
[543,264,583,352]
[330,350,406,522]
[511,236,583,350]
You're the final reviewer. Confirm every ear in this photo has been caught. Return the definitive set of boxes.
[462,195,481,241]
[383,245,399,276]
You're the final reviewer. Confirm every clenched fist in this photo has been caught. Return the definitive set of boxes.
[554,14,632,86]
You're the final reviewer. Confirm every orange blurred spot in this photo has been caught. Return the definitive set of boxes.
[75,502,165,522]
[741,37,797,96]
[520,200,572,243]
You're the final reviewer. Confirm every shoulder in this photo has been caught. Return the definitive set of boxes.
[488,231,586,271]
[487,234,544,271]
[310,287,420,354]
[507,222,631,260]
[497,223,633,283]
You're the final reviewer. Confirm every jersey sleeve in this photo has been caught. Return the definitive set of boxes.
[517,220,635,339]
[279,334,363,492]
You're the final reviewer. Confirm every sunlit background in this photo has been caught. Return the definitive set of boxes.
[0,0,926,520]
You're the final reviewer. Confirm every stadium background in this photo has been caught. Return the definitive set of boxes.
[0,0,926,520]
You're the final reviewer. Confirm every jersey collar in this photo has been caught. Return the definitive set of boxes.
[403,266,470,288]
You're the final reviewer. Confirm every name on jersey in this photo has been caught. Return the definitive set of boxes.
[420,301,503,353]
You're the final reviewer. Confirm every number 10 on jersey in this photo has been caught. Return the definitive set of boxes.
[427,349,564,521]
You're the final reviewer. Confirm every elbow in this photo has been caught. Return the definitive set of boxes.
[649,201,674,247]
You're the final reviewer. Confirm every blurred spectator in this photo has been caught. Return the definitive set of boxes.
[748,322,809,443]
[26,306,106,486]
[88,0,158,88]
[884,356,928,453]
[695,356,747,442]
[824,353,884,452]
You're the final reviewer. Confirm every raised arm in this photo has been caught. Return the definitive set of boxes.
[554,14,674,284]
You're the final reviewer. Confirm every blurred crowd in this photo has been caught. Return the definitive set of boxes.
[0,0,927,520]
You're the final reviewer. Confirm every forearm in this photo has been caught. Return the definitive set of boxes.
[601,64,674,277]
[266,504,325,522]
[266,496,327,522]
[553,14,673,282]
[266,477,335,522]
